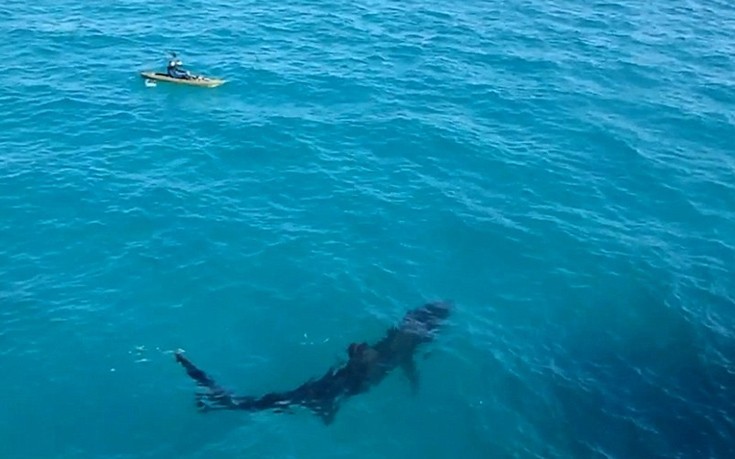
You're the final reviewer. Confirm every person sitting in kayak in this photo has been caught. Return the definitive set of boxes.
[167,54,192,79]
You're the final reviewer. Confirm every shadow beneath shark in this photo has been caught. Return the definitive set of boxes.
[174,300,452,425]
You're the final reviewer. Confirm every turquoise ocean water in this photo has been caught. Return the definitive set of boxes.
[2,0,734,458]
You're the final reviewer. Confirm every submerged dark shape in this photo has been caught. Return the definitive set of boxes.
[174,300,452,425]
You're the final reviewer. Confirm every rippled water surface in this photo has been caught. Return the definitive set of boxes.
[1,1,734,458]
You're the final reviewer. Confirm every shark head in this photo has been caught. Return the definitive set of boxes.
[417,300,452,326]
[399,300,453,339]
[423,300,452,321]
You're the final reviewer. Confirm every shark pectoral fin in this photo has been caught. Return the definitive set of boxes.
[401,358,420,395]
[310,399,340,425]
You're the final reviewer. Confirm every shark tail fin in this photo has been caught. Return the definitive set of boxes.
[175,350,238,410]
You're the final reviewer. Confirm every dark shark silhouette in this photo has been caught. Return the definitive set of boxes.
[174,300,452,424]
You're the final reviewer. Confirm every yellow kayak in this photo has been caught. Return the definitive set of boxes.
[140,72,226,88]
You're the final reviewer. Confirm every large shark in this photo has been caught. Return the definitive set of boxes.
[174,300,452,425]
